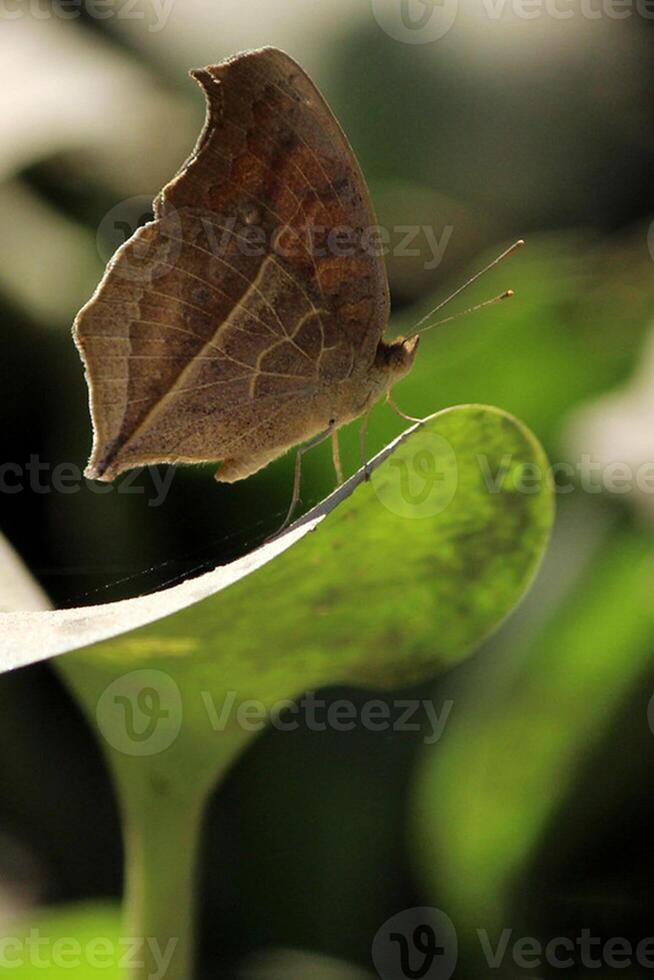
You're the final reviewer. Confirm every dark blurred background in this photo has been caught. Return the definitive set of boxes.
[2,2,654,977]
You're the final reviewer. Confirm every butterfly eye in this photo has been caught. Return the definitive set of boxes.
[329,418,336,427]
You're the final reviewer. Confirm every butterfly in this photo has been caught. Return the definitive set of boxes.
[74,47,519,531]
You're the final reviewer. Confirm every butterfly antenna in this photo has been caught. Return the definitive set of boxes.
[407,239,525,340]
[420,290,516,333]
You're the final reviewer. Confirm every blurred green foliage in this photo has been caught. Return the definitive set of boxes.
[5,905,121,979]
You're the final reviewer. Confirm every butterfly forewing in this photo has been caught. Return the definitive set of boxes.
[74,47,390,481]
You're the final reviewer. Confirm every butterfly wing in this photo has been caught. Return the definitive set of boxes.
[74,47,390,480]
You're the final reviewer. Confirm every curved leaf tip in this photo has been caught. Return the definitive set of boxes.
[0,405,553,687]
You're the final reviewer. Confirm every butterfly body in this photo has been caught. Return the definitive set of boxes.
[74,47,417,507]
[215,335,419,483]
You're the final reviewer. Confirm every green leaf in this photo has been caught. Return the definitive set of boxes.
[0,405,553,979]
[412,525,654,935]
[4,904,121,978]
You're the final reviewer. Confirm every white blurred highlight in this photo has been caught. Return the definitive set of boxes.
[565,324,654,519]
[0,16,197,190]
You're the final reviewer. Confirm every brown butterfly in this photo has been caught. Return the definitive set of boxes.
[74,47,518,530]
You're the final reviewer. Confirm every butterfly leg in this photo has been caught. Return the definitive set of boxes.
[387,390,424,424]
[276,425,336,536]
[331,431,344,486]
[359,411,371,481]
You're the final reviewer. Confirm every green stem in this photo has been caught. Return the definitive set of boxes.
[121,787,207,980]
[57,657,255,980]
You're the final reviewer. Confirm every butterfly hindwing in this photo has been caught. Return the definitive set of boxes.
[74,47,390,480]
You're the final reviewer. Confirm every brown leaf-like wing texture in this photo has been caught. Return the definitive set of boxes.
[74,47,390,482]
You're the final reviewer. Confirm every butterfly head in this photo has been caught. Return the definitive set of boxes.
[377,335,420,387]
